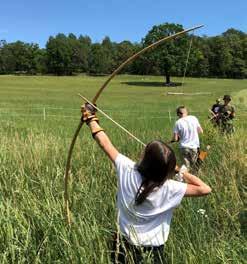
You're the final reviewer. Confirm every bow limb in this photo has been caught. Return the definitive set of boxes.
[64,120,84,225]
[64,24,204,225]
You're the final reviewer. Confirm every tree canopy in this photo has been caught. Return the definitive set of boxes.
[0,24,246,79]
[141,23,190,83]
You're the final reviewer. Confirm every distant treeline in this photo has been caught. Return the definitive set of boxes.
[0,23,246,80]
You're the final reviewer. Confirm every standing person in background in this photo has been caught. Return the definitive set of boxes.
[217,95,235,134]
[171,106,203,171]
[211,98,221,114]
[81,103,211,264]
[210,98,222,126]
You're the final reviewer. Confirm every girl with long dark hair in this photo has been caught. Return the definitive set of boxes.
[81,104,211,263]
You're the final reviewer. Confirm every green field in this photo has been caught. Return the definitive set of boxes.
[0,75,246,263]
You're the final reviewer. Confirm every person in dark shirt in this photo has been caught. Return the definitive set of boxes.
[211,98,221,114]
[217,95,235,133]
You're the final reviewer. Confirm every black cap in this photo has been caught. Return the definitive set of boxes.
[223,95,231,101]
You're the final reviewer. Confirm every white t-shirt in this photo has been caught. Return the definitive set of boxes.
[173,115,201,149]
[115,154,187,247]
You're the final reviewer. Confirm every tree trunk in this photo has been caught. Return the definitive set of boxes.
[165,74,170,84]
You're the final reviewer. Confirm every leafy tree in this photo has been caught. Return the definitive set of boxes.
[207,37,232,77]
[242,37,247,75]
[78,35,91,72]
[231,57,247,79]
[114,41,137,73]
[68,33,93,74]
[0,26,246,79]
[89,43,110,74]
[101,36,116,73]
[0,40,10,73]
[46,34,73,75]
[0,41,40,74]
[142,23,190,84]
[46,33,92,75]
[68,33,83,74]
[34,48,47,74]
[186,36,210,77]
[222,29,247,78]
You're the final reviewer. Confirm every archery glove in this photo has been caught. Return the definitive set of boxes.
[81,103,99,125]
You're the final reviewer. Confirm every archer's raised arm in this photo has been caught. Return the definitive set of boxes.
[88,120,119,163]
[81,103,119,163]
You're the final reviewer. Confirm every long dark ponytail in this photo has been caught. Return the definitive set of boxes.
[135,140,176,205]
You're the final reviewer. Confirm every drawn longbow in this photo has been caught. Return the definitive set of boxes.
[64,24,204,225]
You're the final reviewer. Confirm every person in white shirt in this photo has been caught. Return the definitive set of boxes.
[171,106,203,171]
[81,103,211,264]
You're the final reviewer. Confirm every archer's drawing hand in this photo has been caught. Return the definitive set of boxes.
[174,165,188,182]
[81,103,98,124]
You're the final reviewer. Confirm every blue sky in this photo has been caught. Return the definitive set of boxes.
[1,0,246,47]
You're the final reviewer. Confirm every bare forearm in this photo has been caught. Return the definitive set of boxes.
[94,131,116,155]
[183,172,207,186]
[88,121,118,162]
[183,171,212,196]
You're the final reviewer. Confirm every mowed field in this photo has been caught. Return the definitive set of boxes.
[0,75,246,263]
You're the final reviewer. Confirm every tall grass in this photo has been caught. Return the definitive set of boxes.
[0,75,246,263]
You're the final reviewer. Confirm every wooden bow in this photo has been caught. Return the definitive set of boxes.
[64,24,204,225]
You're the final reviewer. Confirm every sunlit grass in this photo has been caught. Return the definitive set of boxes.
[0,75,246,263]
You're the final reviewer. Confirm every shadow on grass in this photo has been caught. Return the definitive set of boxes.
[122,81,182,87]
[88,73,109,77]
